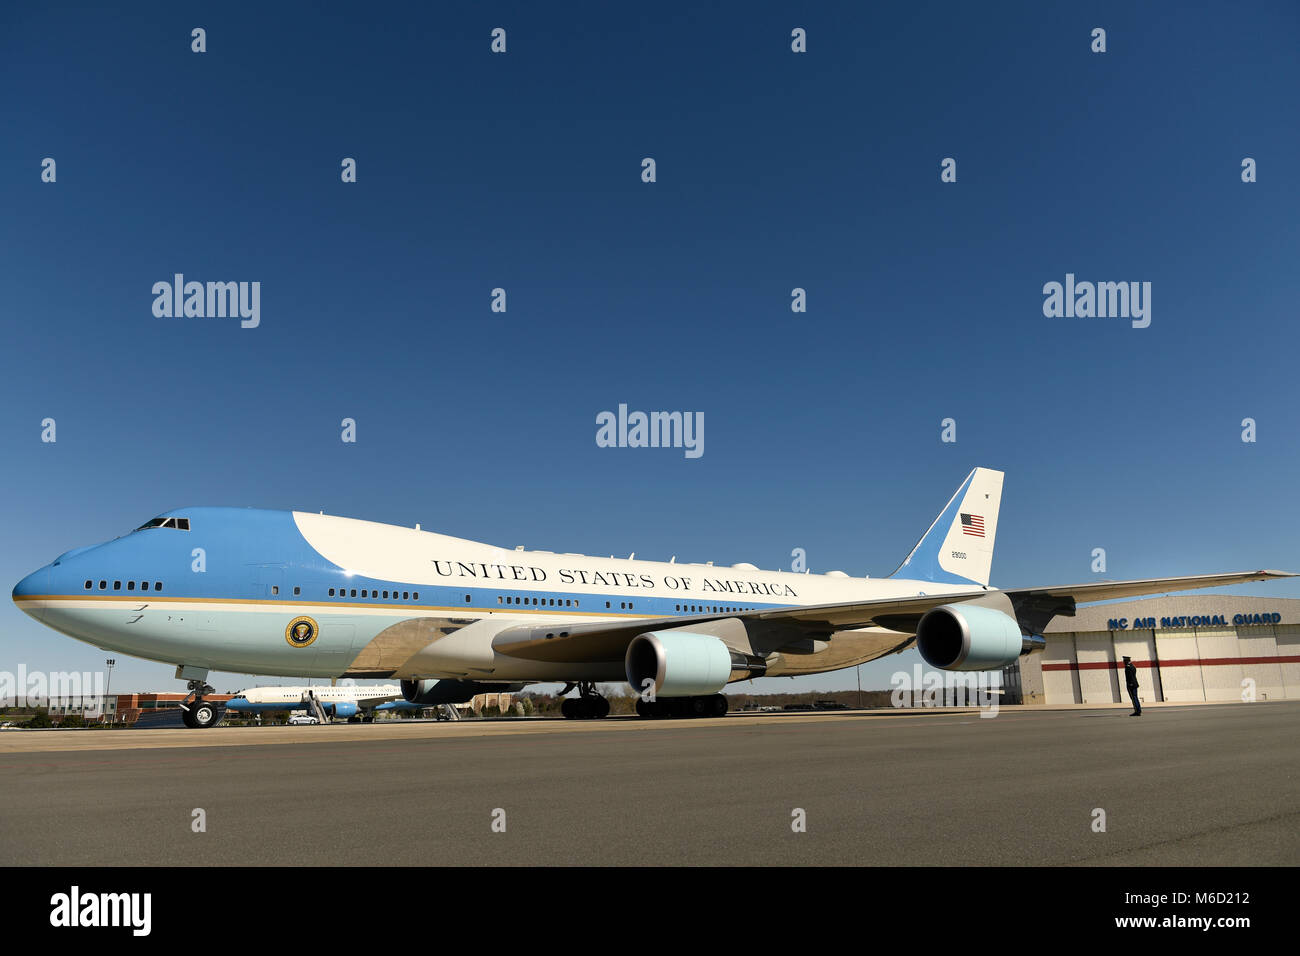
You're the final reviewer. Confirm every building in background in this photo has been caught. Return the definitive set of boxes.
[1010,596,1300,705]
[111,692,236,723]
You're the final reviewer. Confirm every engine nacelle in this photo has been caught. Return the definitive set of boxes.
[400,678,512,706]
[625,630,762,698]
[916,604,1040,671]
[401,679,440,705]
[326,701,359,718]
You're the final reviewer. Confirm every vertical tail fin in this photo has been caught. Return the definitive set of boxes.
[890,467,1003,587]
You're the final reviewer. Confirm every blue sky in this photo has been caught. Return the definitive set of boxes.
[2,1,1299,693]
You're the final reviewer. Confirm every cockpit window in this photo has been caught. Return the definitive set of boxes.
[135,517,190,531]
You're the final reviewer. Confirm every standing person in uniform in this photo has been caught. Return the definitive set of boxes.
[1123,656,1142,716]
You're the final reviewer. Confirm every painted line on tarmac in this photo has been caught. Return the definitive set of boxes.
[4,700,1281,756]
[0,707,987,755]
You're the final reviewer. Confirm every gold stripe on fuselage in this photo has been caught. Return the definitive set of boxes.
[11,593,665,619]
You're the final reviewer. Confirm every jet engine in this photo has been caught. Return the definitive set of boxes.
[400,678,477,706]
[400,678,522,706]
[625,630,764,697]
[916,604,1044,671]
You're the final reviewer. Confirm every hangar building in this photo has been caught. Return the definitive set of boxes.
[1009,595,1300,706]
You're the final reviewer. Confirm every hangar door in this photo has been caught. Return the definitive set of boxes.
[1075,632,1119,704]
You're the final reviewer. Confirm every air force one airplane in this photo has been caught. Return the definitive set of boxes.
[224,684,419,722]
[12,467,1291,727]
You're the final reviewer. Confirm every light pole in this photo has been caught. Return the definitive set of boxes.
[856,663,862,710]
[104,659,115,724]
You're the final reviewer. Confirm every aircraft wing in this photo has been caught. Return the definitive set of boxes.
[492,569,1293,664]
[1006,569,1293,604]
[355,693,402,707]
[492,590,988,662]
[1001,569,1295,633]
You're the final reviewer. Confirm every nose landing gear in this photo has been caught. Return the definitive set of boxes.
[175,666,222,728]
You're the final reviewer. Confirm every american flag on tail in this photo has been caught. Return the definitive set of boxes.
[960,513,985,537]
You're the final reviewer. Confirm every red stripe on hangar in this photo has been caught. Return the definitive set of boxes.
[1042,655,1300,671]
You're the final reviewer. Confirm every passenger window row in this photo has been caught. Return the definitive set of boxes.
[325,588,420,601]
[79,578,749,614]
[497,596,579,607]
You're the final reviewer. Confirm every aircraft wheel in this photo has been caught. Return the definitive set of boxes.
[181,706,197,728]
[190,701,219,728]
[561,698,576,719]
[710,695,728,717]
[594,696,610,719]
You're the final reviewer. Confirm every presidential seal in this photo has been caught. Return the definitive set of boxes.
[285,616,319,648]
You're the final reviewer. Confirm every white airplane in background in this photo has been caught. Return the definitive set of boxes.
[224,683,418,722]
[13,467,1290,726]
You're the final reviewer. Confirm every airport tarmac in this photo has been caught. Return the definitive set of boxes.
[1,701,1296,866]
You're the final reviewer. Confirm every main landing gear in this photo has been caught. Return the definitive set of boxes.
[179,679,221,729]
[635,694,728,719]
[555,683,730,720]
[559,682,610,720]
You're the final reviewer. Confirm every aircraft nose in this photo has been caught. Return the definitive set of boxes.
[12,567,49,621]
